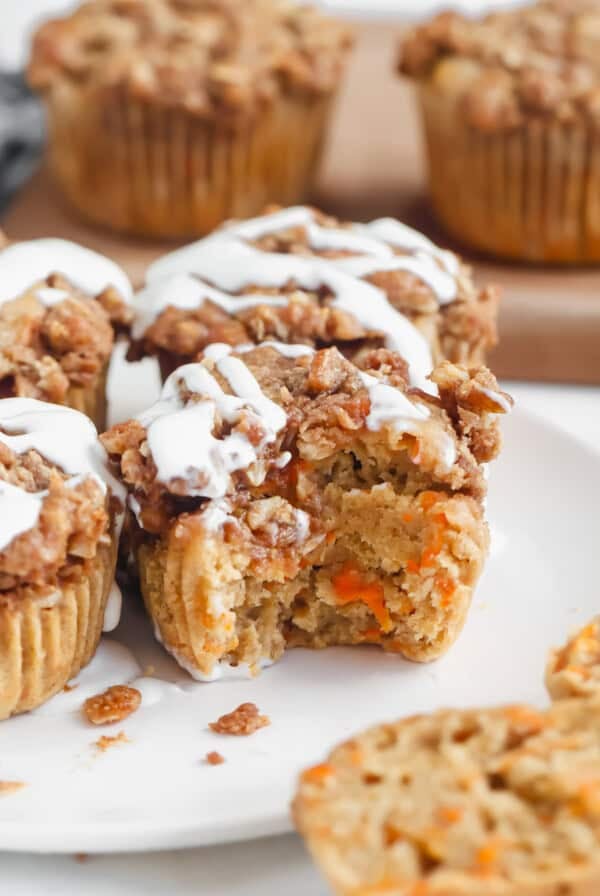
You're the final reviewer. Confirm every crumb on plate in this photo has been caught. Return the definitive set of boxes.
[0,780,25,795]
[83,685,141,725]
[205,751,226,766]
[94,731,130,752]
[209,703,270,737]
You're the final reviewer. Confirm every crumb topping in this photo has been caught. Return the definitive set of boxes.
[28,0,353,119]
[83,684,142,725]
[400,1,600,132]
[209,702,270,736]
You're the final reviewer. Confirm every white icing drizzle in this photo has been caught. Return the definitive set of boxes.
[0,398,126,552]
[239,341,315,359]
[477,385,513,414]
[0,480,45,551]
[103,581,122,633]
[0,239,133,305]
[35,287,70,306]
[145,239,434,392]
[364,382,430,432]
[359,373,456,472]
[200,498,234,533]
[138,360,288,500]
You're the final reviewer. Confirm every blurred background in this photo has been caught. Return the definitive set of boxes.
[1,1,523,69]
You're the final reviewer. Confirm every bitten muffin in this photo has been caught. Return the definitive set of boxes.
[0,236,132,429]
[294,699,600,895]
[0,398,125,719]
[130,205,498,382]
[400,1,600,263]
[101,341,509,680]
[28,0,352,239]
[546,617,600,700]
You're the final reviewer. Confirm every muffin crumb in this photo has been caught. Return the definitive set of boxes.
[94,731,129,752]
[0,780,25,795]
[209,703,270,737]
[205,751,226,766]
[83,685,141,725]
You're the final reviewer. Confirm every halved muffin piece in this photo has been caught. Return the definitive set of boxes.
[547,617,600,701]
[130,205,498,385]
[294,698,600,895]
[0,236,132,428]
[0,398,124,718]
[102,342,509,680]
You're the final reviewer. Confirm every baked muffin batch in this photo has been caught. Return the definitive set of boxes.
[2,0,600,889]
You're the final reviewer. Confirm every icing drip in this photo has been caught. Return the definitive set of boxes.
[138,360,288,500]
[0,398,126,551]
[35,287,71,306]
[238,341,314,359]
[0,480,45,551]
[0,239,133,304]
[103,582,122,633]
[145,238,434,392]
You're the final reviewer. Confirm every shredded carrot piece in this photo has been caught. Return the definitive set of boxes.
[437,805,463,825]
[436,571,457,608]
[302,763,334,785]
[419,491,443,511]
[402,512,414,524]
[332,564,393,633]
[475,837,504,874]
[326,531,336,545]
[362,628,383,643]
[406,558,420,574]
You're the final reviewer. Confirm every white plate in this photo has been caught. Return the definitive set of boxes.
[0,358,598,854]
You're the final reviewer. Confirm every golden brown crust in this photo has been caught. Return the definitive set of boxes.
[28,0,353,121]
[295,698,600,895]
[400,2,600,133]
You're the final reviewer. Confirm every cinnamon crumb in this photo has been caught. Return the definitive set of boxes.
[83,685,141,725]
[63,682,78,693]
[209,703,270,737]
[94,731,129,752]
[0,780,25,795]
[205,751,226,766]
[74,853,89,863]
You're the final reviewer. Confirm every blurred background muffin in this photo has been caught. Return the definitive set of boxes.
[400,1,600,264]
[27,0,353,239]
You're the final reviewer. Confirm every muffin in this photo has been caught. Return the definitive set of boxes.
[0,236,132,429]
[101,342,509,681]
[28,0,353,239]
[400,2,600,263]
[0,398,124,719]
[546,616,600,700]
[294,698,600,895]
[130,205,498,382]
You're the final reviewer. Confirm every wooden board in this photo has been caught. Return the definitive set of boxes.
[4,23,600,383]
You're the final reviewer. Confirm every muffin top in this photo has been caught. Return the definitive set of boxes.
[400,0,600,132]
[101,342,508,536]
[28,0,353,120]
[0,399,124,600]
[0,237,132,401]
